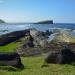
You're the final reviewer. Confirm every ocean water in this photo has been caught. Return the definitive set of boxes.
[0,23,75,36]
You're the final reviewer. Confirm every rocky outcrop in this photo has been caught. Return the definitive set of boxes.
[16,29,52,56]
[16,45,51,56]
[16,29,72,56]
[12,28,75,57]
[0,19,5,23]
[0,29,30,46]
[0,52,24,69]
[30,29,49,47]
[44,48,75,64]
[48,29,72,43]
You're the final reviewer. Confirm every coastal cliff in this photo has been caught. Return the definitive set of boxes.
[0,19,5,23]
[34,20,53,24]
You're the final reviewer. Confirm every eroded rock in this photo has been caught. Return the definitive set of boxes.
[45,48,75,64]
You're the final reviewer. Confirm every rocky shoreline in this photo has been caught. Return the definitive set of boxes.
[0,28,75,57]
[16,29,75,56]
[0,29,51,46]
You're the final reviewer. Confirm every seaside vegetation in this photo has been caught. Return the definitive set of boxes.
[0,35,75,75]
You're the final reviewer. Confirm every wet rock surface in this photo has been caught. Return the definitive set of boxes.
[0,52,24,69]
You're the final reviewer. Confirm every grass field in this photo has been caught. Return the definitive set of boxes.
[0,42,75,75]
[0,42,18,52]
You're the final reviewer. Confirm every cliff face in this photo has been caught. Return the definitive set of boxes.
[0,19,5,23]
[35,20,53,24]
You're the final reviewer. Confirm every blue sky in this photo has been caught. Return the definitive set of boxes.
[0,0,75,23]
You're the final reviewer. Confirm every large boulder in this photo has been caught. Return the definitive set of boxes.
[49,28,74,43]
[30,29,48,47]
[16,34,41,56]
[45,48,75,64]
[0,29,30,46]
[0,52,24,69]
[45,51,60,64]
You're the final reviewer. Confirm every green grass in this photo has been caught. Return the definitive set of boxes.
[0,43,75,75]
[0,42,18,52]
[0,56,75,75]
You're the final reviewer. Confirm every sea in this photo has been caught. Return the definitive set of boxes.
[0,23,75,37]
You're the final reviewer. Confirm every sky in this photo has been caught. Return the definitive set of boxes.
[0,0,75,23]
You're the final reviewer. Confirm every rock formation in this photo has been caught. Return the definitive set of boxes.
[16,29,51,56]
[44,48,75,64]
[30,29,49,47]
[0,29,30,46]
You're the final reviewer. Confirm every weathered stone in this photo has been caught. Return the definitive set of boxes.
[0,52,24,69]
[30,29,48,47]
[45,48,75,64]
[16,47,41,56]
[0,29,30,46]
[49,29,71,43]
[45,51,60,63]
[22,35,34,48]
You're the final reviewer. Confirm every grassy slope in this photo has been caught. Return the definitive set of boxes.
[0,42,75,75]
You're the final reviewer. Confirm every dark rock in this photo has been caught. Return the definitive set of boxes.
[45,48,75,64]
[23,35,34,48]
[16,47,41,56]
[60,48,75,64]
[45,51,60,63]
[0,52,24,69]
[68,43,75,52]
[0,29,30,46]
[42,30,53,38]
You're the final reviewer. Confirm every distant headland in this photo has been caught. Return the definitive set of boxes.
[0,19,6,23]
[0,19,53,24]
[34,20,53,24]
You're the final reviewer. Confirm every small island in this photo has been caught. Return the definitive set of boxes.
[34,20,53,24]
[0,19,5,23]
